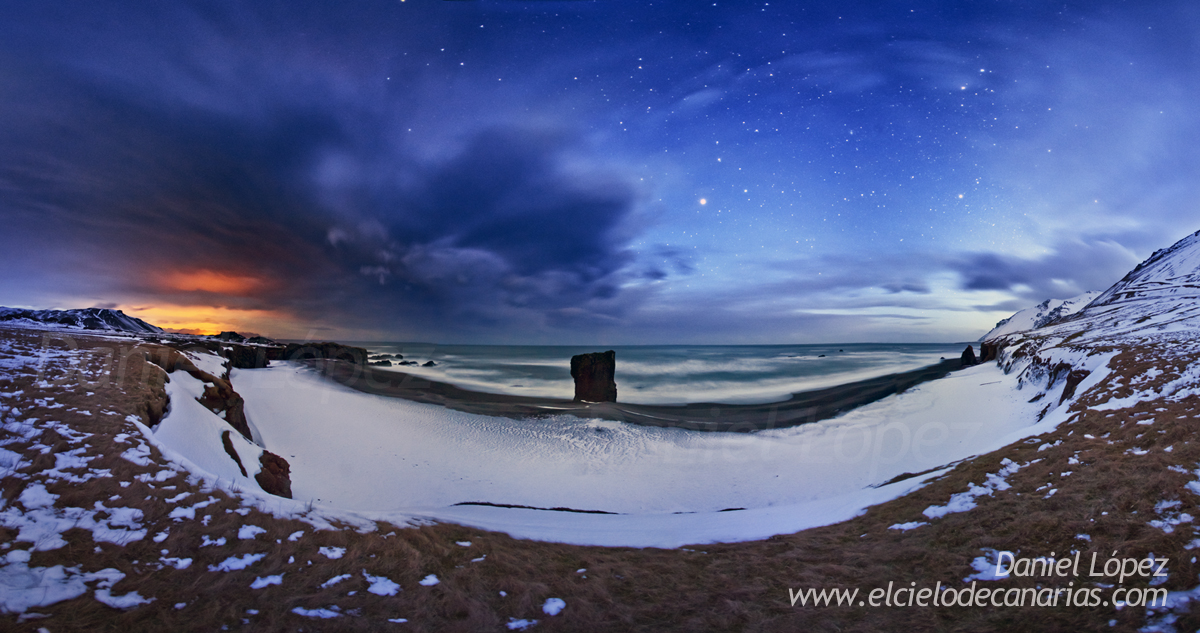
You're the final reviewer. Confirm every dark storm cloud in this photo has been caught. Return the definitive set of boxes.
[0,45,645,335]
[950,235,1144,302]
[323,126,643,328]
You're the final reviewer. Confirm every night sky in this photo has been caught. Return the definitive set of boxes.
[2,1,1198,344]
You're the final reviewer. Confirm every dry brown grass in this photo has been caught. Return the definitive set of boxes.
[3,326,1200,631]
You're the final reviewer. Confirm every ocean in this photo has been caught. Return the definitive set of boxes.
[353,342,973,405]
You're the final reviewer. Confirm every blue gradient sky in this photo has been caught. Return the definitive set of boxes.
[1,1,1197,343]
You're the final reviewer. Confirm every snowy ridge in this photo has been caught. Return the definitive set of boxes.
[0,307,162,334]
[1089,228,1200,311]
[1020,230,1200,343]
[983,291,1099,341]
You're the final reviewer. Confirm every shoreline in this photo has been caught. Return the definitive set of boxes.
[308,357,967,432]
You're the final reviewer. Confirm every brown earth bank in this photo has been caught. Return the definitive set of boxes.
[311,357,967,431]
[3,325,1200,631]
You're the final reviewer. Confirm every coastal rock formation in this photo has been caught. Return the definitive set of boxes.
[571,350,617,402]
[960,345,977,366]
[225,344,269,369]
[198,379,252,441]
[145,347,252,439]
[213,331,246,342]
[270,342,368,365]
[979,341,997,363]
[256,451,293,498]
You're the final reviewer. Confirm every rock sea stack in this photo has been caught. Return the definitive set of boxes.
[961,345,977,366]
[570,351,617,403]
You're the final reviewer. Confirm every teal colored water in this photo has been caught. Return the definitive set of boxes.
[349,343,973,405]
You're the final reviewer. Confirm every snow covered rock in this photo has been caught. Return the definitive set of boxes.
[982,291,1100,341]
[1091,229,1200,306]
[0,306,162,333]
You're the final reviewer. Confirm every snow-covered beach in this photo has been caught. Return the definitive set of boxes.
[224,356,1056,547]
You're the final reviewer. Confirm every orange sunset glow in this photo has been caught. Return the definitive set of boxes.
[121,305,288,337]
[159,270,266,295]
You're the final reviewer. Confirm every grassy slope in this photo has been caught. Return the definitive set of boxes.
[2,326,1199,632]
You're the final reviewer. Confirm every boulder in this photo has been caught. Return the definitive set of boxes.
[570,351,617,403]
[961,345,977,366]
[422,360,437,367]
[370,359,392,366]
[255,451,292,498]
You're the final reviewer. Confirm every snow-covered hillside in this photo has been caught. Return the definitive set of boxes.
[0,307,161,334]
[1010,229,1200,343]
[982,291,1099,341]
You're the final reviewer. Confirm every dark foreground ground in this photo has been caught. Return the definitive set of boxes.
[314,358,966,432]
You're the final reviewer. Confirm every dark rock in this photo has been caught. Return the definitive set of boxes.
[247,336,276,345]
[270,342,368,365]
[399,360,416,366]
[214,331,246,342]
[422,360,437,367]
[225,345,269,369]
[221,430,248,477]
[145,348,200,374]
[255,451,292,498]
[818,354,826,358]
[570,351,617,403]
[961,345,977,366]
[197,377,253,441]
[370,360,392,366]
[979,340,1006,364]
[1059,369,1092,405]
[979,342,993,363]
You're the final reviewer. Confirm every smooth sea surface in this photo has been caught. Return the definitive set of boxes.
[351,343,973,405]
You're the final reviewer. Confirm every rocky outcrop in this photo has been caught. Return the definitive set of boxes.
[369,360,392,366]
[961,345,977,366]
[256,451,292,498]
[979,341,1004,363]
[269,342,368,365]
[221,430,248,477]
[140,344,293,498]
[197,378,252,441]
[225,345,270,369]
[571,351,618,403]
[144,347,252,439]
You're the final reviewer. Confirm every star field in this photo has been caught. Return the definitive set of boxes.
[0,0,1197,343]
